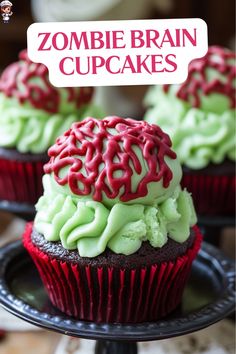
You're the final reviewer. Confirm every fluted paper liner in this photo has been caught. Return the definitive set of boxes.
[0,157,45,204]
[181,172,235,216]
[23,223,202,323]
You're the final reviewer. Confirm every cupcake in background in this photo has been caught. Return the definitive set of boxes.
[23,116,202,323]
[144,46,235,216]
[0,49,100,205]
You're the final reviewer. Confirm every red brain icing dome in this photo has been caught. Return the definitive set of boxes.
[0,50,93,114]
[44,116,177,202]
[164,46,236,108]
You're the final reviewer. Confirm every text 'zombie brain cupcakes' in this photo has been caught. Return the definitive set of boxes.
[23,116,202,323]
[0,49,95,204]
[144,46,236,216]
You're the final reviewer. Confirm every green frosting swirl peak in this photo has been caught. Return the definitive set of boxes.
[34,174,197,257]
[144,85,235,169]
[0,93,103,153]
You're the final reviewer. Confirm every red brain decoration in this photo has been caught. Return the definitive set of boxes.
[164,46,236,108]
[0,50,93,113]
[44,116,177,202]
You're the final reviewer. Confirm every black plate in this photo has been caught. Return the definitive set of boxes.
[0,200,35,220]
[0,241,235,342]
[0,200,35,214]
[198,215,235,228]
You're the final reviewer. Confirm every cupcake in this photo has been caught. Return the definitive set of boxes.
[0,49,96,205]
[23,116,202,323]
[144,46,235,216]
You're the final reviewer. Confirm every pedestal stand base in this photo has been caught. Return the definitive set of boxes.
[95,340,137,354]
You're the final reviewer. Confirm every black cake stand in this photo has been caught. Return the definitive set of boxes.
[0,240,235,354]
[198,215,235,247]
[0,200,35,221]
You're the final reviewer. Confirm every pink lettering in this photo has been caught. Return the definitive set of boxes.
[38,32,51,51]
[59,57,74,75]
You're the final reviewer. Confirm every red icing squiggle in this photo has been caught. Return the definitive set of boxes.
[164,46,236,108]
[0,50,93,113]
[44,117,177,202]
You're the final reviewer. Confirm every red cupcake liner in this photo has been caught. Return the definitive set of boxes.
[23,223,202,323]
[181,172,235,216]
[0,157,46,204]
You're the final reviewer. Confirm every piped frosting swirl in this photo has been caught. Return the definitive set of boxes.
[144,46,236,169]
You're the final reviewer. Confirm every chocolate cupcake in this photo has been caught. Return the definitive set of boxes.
[144,46,235,216]
[0,49,97,204]
[23,116,202,323]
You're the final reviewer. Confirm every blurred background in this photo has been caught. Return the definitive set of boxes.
[0,1,235,353]
[0,0,235,117]
[0,0,235,69]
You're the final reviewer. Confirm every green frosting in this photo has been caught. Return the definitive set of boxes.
[34,174,197,257]
[144,85,235,169]
[0,93,104,154]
